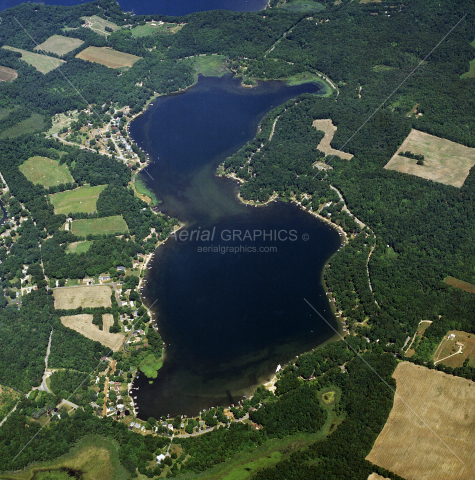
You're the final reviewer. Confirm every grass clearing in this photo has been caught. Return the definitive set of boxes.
[54,285,112,309]
[19,156,73,188]
[0,113,45,139]
[48,110,79,135]
[372,64,396,72]
[0,435,129,480]
[312,119,353,160]
[70,215,128,237]
[34,35,84,57]
[192,55,230,78]
[367,475,390,480]
[444,276,475,294]
[2,46,65,74]
[0,66,17,82]
[76,46,141,69]
[284,72,332,96]
[60,314,124,352]
[281,1,326,13]
[384,129,475,188]
[130,174,160,205]
[139,354,163,379]
[366,362,475,480]
[432,330,475,368]
[81,15,120,37]
[405,320,432,357]
[49,184,106,215]
[130,21,184,37]
[66,240,93,254]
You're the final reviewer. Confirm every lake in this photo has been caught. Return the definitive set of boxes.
[129,75,341,418]
[0,0,268,15]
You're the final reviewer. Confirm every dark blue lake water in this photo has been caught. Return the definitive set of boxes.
[0,0,268,15]
[129,76,341,418]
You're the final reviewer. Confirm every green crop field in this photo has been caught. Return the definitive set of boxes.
[49,184,106,215]
[66,240,93,254]
[2,46,65,74]
[19,156,74,188]
[71,215,128,237]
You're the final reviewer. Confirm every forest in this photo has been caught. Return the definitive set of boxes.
[0,0,473,478]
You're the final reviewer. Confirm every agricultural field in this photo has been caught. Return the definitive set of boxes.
[0,435,129,480]
[54,285,112,309]
[61,314,124,351]
[66,240,93,254]
[0,66,17,82]
[76,46,141,69]
[48,184,106,215]
[384,129,475,188]
[2,46,65,74]
[130,21,185,37]
[312,119,353,160]
[432,330,475,368]
[34,35,84,57]
[0,113,45,139]
[19,156,74,188]
[366,362,475,480]
[81,15,120,36]
[70,215,128,237]
[445,276,475,294]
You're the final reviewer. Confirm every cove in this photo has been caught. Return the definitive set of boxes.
[130,75,342,418]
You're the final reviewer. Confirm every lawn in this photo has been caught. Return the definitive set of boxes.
[139,354,163,379]
[70,215,128,237]
[2,46,65,74]
[0,113,45,139]
[19,156,74,188]
[48,184,107,215]
[34,35,84,57]
[432,330,475,368]
[66,240,93,254]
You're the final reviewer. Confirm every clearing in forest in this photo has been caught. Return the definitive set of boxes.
[2,46,65,74]
[0,113,45,139]
[19,156,73,188]
[61,314,124,351]
[444,276,475,294]
[54,285,112,309]
[405,320,432,357]
[80,15,120,36]
[76,46,141,69]
[66,240,93,254]
[0,65,18,82]
[34,35,84,57]
[366,362,475,480]
[70,215,128,237]
[131,21,185,37]
[384,129,475,188]
[432,330,475,368]
[312,119,353,160]
[367,475,390,480]
[49,184,106,215]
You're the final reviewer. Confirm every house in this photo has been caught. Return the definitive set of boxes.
[117,266,126,272]
[156,454,166,464]
[448,334,456,339]
[456,342,464,348]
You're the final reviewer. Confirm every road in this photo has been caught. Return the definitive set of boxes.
[38,328,53,394]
